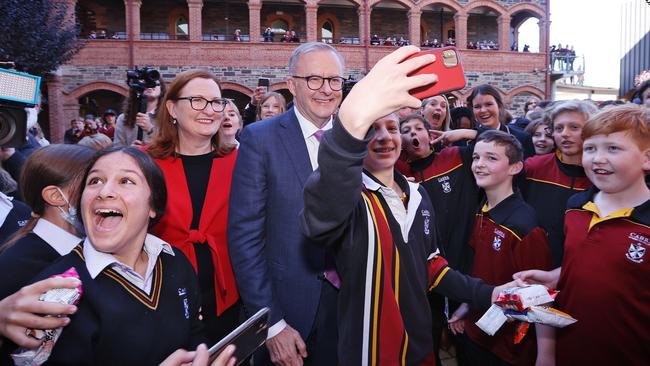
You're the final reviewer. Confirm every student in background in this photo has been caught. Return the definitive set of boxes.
[524,119,555,156]
[219,100,243,150]
[0,145,94,300]
[522,100,598,266]
[467,84,535,158]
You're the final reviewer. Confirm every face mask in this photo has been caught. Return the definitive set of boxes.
[25,107,39,130]
[55,187,85,236]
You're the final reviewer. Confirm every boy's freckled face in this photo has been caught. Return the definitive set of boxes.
[400,119,431,160]
[471,141,520,190]
[364,116,401,173]
[582,131,650,194]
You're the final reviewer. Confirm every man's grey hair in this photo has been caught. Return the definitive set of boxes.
[548,100,598,127]
[288,42,345,75]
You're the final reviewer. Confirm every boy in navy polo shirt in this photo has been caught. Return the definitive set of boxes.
[517,104,650,365]
[448,130,552,366]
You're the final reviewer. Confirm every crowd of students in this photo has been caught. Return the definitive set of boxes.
[0,44,649,366]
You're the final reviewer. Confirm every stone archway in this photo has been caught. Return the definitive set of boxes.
[63,81,129,131]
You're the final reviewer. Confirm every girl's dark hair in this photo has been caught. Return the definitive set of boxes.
[450,106,475,130]
[78,146,167,228]
[123,79,167,128]
[467,84,505,123]
[2,144,95,251]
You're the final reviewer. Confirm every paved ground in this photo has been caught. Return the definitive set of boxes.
[440,346,458,366]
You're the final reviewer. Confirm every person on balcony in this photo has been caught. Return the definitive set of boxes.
[290,30,300,42]
[263,27,274,42]
[233,29,243,42]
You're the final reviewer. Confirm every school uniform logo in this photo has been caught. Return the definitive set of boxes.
[422,209,431,235]
[626,233,648,264]
[178,287,190,319]
[626,243,645,264]
[492,228,505,251]
[437,176,452,193]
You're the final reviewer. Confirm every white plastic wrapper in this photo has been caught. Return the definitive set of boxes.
[476,285,576,343]
[12,267,83,366]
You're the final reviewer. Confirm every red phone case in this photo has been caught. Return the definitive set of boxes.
[404,46,466,99]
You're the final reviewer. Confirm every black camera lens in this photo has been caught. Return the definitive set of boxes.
[145,69,160,81]
[0,108,20,147]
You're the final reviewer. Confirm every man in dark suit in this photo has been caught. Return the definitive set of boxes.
[228,42,345,366]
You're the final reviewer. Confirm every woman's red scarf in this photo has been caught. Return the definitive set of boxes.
[152,151,239,315]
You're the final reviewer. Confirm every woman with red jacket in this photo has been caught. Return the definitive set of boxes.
[147,70,240,344]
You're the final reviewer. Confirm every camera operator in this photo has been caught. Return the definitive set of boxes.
[0,102,45,187]
[114,71,165,147]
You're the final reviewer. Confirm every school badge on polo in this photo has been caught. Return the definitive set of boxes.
[492,228,505,251]
[437,176,452,193]
[492,236,502,251]
[422,209,431,235]
[626,243,645,264]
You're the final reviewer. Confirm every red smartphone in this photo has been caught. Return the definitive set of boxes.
[404,46,466,99]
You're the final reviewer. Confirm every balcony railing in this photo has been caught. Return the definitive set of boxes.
[202,34,252,42]
[140,33,190,40]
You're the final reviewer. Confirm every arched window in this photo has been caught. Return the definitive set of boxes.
[271,19,288,36]
[176,15,189,39]
[321,20,334,43]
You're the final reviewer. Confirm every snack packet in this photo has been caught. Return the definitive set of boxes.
[476,285,576,343]
[11,267,83,366]
[494,284,557,312]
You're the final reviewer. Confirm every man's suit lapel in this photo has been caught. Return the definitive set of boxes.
[279,108,313,186]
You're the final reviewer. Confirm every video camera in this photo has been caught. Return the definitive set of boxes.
[0,65,41,147]
[126,66,160,140]
[126,66,160,112]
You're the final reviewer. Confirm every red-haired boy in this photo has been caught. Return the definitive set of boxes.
[517,104,650,365]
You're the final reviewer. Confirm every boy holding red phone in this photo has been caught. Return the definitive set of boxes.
[301,46,514,365]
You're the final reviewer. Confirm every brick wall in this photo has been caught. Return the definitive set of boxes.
[467,15,498,44]
[370,8,409,39]
[140,0,187,33]
[260,3,306,40]
[59,64,368,95]
[456,0,546,6]
[79,0,125,34]
[317,6,359,40]
[421,11,455,42]
[509,92,536,116]
[202,2,250,35]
